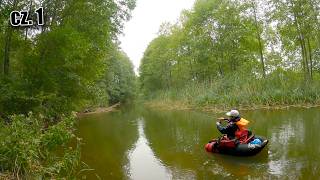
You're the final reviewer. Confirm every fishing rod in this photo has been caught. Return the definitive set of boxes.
[216,117,229,123]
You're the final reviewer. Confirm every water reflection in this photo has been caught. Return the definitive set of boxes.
[268,122,303,176]
[127,118,171,180]
[77,111,138,179]
[245,108,320,178]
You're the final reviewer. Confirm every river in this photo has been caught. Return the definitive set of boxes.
[77,106,320,179]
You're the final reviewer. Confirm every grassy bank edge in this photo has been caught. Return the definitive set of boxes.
[144,100,320,114]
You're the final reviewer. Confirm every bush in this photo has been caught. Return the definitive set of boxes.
[0,113,81,178]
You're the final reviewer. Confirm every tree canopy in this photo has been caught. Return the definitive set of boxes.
[140,0,320,97]
[0,0,137,116]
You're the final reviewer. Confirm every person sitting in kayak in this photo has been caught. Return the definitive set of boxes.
[216,109,251,142]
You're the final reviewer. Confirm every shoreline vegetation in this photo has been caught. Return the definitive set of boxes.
[145,100,320,113]
[141,74,320,113]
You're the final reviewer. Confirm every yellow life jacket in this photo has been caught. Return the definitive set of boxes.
[236,118,249,131]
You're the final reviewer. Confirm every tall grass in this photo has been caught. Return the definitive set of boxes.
[147,71,320,110]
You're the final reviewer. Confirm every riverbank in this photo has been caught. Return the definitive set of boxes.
[145,99,320,113]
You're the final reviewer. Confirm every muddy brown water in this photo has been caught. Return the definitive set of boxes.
[77,106,320,179]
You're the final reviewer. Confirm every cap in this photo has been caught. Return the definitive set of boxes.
[226,110,240,117]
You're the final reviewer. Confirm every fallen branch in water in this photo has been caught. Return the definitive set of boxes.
[77,103,121,116]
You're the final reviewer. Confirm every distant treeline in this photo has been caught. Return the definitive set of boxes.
[139,0,320,108]
[0,0,136,178]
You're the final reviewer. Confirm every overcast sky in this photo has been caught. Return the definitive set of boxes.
[119,0,196,74]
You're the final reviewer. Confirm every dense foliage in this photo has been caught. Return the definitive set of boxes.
[0,113,80,178]
[0,0,136,178]
[0,0,136,115]
[139,0,320,108]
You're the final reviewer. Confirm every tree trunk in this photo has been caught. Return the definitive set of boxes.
[307,37,313,80]
[252,0,266,78]
[309,0,320,58]
[219,52,224,77]
[25,0,33,41]
[301,35,310,77]
[189,58,194,80]
[2,0,18,76]
[290,0,310,81]
[168,62,172,89]
[3,26,13,75]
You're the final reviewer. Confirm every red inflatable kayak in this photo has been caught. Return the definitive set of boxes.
[205,135,268,156]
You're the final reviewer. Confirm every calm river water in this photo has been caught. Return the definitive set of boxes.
[77,106,320,179]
